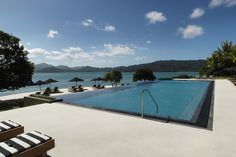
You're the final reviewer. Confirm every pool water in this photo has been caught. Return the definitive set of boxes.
[57,80,210,122]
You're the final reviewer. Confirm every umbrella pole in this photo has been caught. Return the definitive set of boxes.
[39,85,41,92]
[76,81,77,87]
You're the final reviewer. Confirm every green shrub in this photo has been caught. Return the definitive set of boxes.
[133,68,156,82]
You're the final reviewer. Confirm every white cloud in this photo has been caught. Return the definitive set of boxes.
[47,30,58,38]
[209,0,236,8]
[190,8,205,19]
[104,25,116,32]
[62,47,83,53]
[81,19,117,32]
[81,19,94,27]
[146,40,152,44]
[96,44,134,57]
[86,19,93,23]
[28,48,50,58]
[209,0,223,7]
[28,44,136,66]
[145,11,167,24]
[178,25,204,39]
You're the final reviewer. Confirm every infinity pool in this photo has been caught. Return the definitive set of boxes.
[57,80,211,123]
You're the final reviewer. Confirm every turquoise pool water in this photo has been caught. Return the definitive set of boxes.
[57,80,210,122]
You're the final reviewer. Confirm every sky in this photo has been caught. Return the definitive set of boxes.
[0,0,236,67]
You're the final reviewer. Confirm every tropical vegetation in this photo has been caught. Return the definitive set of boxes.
[104,70,122,86]
[200,41,236,76]
[0,30,34,92]
[133,68,156,82]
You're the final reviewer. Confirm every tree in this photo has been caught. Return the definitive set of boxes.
[104,70,122,86]
[104,72,113,86]
[0,30,34,91]
[133,68,156,82]
[200,41,236,76]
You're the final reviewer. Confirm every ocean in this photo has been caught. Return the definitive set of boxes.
[0,72,198,96]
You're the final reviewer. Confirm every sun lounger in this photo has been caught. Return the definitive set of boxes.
[0,131,55,157]
[0,121,24,142]
[68,86,78,92]
[78,85,84,92]
[78,88,84,92]
[92,84,105,89]
[52,87,60,93]
[43,88,51,96]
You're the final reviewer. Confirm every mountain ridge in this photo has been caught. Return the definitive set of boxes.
[34,60,206,73]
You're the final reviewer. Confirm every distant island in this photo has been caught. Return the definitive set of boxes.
[35,60,206,73]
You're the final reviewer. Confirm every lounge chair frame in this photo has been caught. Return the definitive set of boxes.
[0,126,24,141]
[14,139,55,157]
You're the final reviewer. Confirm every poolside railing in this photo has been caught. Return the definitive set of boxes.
[140,89,159,118]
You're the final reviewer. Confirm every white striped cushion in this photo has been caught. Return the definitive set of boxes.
[11,138,30,149]
[0,142,18,154]
[30,131,50,140]
[4,120,19,127]
[19,134,41,144]
[0,152,5,157]
[0,123,10,130]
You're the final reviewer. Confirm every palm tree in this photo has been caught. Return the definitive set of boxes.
[201,41,236,76]
[231,45,236,64]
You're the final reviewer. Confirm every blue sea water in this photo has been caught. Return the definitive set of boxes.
[0,72,198,96]
[57,80,209,122]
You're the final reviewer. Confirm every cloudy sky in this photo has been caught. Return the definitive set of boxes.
[1,0,236,67]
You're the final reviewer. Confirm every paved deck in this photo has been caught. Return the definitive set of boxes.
[0,80,235,157]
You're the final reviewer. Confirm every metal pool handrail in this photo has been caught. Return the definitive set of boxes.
[140,89,159,118]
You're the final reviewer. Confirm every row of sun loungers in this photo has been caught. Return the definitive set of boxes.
[196,75,214,79]
[36,83,130,95]
[92,84,105,89]
[0,120,54,157]
[35,87,61,96]
[68,85,84,92]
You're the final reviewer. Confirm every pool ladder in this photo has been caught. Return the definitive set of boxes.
[140,89,159,118]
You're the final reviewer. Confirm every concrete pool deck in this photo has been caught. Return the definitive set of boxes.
[0,80,235,156]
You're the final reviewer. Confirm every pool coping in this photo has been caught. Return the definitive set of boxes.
[195,81,215,130]
[191,82,211,123]
[59,80,215,129]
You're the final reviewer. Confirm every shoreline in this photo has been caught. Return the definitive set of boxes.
[0,86,113,101]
